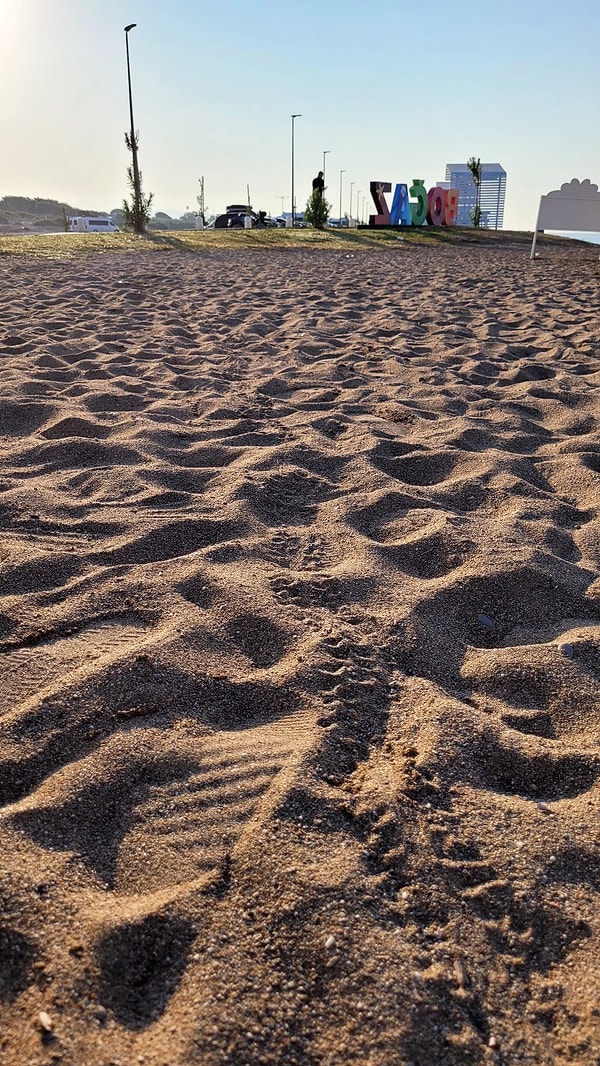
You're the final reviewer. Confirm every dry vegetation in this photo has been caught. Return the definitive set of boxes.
[0,226,566,261]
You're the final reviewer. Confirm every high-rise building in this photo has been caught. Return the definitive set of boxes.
[442,164,507,228]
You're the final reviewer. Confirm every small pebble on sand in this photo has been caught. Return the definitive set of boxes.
[38,1011,53,1033]
[325,935,336,951]
[477,613,495,629]
[557,641,574,659]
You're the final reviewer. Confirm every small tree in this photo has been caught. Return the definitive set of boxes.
[467,156,482,227]
[304,189,331,230]
[122,132,153,233]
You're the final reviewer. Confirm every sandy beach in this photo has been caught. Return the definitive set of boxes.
[0,240,599,1065]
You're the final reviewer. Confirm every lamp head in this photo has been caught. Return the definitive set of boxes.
[124,23,136,32]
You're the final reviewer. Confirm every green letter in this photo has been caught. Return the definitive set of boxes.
[409,179,428,226]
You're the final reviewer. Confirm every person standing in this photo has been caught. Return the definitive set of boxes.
[312,171,325,197]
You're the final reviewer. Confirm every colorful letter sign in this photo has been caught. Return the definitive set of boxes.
[369,179,459,227]
[390,183,412,226]
[370,182,391,226]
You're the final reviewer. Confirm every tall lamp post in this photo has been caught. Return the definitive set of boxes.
[322,149,331,188]
[339,170,345,224]
[357,191,362,226]
[291,114,301,226]
[124,23,143,231]
[349,181,354,222]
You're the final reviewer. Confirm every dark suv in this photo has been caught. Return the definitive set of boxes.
[214,205,275,229]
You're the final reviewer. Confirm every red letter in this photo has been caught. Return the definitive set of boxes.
[444,189,459,226]
[369,181,391,226]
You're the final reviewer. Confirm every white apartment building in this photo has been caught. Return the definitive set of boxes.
[443,164,507,228]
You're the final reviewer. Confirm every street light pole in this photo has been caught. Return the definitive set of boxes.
[322,149,331,188]
[349,181,354,221]
[339,170,345,224]
[291,114,301,226]
[357,191,361,226]
[124,23,143,231]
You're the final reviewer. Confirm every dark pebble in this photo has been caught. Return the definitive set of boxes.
[477,613,495,630]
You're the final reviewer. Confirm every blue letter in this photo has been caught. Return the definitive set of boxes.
[390,183,412,226]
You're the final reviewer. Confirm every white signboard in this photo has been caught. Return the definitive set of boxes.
[531,178,600,258]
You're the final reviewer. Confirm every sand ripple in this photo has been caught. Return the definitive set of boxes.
[0,245,599,1064]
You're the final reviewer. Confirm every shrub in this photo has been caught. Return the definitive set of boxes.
[304,189,331,230]
[122,132,153,233]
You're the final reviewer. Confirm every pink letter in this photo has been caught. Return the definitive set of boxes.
[427,187,447,226]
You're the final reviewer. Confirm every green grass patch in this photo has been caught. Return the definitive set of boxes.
[0,226,571,260]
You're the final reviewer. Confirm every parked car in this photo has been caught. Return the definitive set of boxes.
[213,205,278,229]
[68,216,120,233]
[214,205,249,228]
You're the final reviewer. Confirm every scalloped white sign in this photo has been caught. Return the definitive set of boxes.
[531,178,600,257]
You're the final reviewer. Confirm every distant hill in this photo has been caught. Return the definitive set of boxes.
[0,196,198,233]
[0,196,119,233]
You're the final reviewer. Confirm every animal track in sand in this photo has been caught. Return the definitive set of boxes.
[291,629,391,785]
[2,249,600,1062]
[264,529,332,573]
[272,572,375,610]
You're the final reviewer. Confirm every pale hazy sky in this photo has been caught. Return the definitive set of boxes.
[1,0,599,227]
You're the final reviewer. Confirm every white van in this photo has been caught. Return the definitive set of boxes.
[68,216,120,233]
